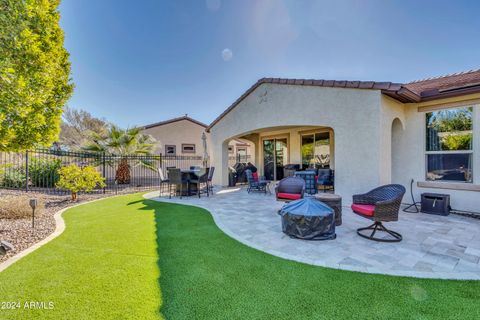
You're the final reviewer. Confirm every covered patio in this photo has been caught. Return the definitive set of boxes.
[146,187,480,280]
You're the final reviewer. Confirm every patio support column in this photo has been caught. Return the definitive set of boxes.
[211,139,230,186]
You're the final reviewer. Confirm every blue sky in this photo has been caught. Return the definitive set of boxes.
[59,0,480,128]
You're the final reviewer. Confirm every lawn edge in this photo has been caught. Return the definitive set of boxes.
[0,193,135,273]
[143,192,480,281]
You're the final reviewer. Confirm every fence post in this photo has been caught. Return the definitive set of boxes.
[25,150,29,192]
[102,152,106,194]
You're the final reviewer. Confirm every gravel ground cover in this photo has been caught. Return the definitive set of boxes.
[0,189,156,262]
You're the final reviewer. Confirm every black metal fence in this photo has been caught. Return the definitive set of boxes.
[0,149,207,195]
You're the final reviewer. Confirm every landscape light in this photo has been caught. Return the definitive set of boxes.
[29,198,38,228]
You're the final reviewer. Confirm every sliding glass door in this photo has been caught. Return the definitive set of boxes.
[301,131,330,169]
[263,138,288,181]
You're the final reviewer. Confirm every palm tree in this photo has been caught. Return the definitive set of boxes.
[83,125,157,184]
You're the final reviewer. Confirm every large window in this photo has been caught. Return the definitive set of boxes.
[301,131,330,169]
[425,106,473,182]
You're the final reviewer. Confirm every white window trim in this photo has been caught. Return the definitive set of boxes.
[424,105,476,183]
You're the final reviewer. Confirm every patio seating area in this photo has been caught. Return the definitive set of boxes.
[147,186,480,280]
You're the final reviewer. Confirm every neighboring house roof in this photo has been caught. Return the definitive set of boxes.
[143,115,208,129]
[207,69,480,131]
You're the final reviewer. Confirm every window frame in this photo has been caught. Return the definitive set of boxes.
[181,143,196,154]
[300,130,331,169]
[424,105,474,183]
[165,145,176,155]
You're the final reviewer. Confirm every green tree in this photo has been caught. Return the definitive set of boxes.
[82,125,157,184]
[56,164,105,201]
[0,0,74,151]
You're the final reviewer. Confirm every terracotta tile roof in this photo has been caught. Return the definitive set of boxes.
[205,69,480,131]
[404,69,480,99]
[143,115,208,130]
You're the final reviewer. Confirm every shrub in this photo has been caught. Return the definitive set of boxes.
[0,168,26,188]
[56,164,106,201]
[28,157,62,188]
[0,194,44,219]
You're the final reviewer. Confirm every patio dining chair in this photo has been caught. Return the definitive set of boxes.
[189,168,209,198]
[351,184,406,242]
[245,169,268,194]
[167,168,188,199]
[207,166,215,192]
[158,168,170,197]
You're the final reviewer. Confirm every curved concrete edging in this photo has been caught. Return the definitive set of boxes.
[0,194,126,273]
[143,191,480,280]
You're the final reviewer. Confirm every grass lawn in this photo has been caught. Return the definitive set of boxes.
[1,193,480,319]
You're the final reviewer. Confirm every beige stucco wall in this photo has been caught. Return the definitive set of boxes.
[142,119,207,156]
[211,84,480,212]
[387,94,480,212]
[209,83,384,201]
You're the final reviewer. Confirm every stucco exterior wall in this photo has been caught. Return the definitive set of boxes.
[209,84,384,201]
[142,119,207,156]
[387,95,480,212]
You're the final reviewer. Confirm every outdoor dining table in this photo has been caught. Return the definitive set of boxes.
[178,169,201,196]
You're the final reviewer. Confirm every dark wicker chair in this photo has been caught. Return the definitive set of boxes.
[158,168,170,197]
[167,168,188,199]
[317,169,334,192]
[245,169,267,193]
[294,171,317,195]
[351,184,406,242]
[275,177,305,201]
[207,166,215,192]
[189,168,209,198]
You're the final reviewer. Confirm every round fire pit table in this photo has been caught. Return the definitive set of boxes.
[314,193,342,226]
[279,198,336,240]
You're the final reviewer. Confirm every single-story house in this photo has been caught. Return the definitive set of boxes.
[142,115,254,159]
[206,69,480,212]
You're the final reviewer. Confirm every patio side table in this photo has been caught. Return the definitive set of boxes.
[314,193,342,226]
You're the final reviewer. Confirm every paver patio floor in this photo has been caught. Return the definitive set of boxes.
[145,187,480,280]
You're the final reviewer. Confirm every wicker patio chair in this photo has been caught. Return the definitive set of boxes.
[275,176,305,201]
[351,184,406,242]
[167,168,188,199]
[207,166,215,192]
[317,169,334,192]
[189,168,209,198]
[245,169,267,193]
[158,168,170,197]
[294,171,317,195]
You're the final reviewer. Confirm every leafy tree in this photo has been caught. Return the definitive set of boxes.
[56,164,105,201]
[59,107,107,150]
[0,0,74,151]
[82,125,157,184]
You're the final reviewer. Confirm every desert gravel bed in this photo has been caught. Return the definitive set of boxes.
[0,189,147,263]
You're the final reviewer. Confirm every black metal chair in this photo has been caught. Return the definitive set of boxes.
[245,169,267,193]
[167,168,188,199]
[351,184,406,242]
[275,176,305,201]
[158,168,170,197]
[207,166,215,192]
[189,168,209,198]
[317,169,334,192]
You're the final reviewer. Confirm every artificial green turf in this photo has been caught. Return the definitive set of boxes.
[1,194,480,319]
[0,194,161,320]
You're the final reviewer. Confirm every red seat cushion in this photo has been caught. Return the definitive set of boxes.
[351,204,375,216]
[252,172,258,181]
[277,193,302,200]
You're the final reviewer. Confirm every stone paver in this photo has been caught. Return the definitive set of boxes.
[145,187,480,280]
